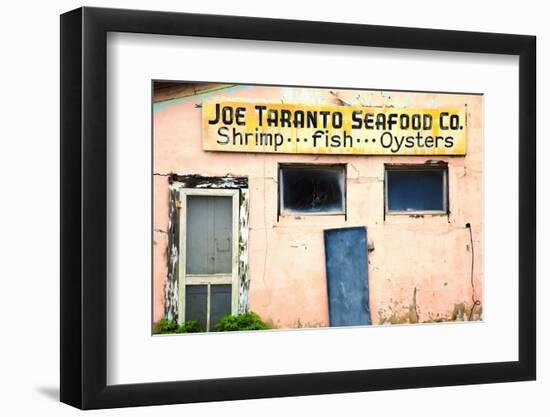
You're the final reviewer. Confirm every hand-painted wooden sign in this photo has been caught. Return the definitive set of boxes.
[202,101,466,155]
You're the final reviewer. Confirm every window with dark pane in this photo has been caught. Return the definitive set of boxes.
[184,285,208,331]
[279,165,345,214]
[386,167,447,212]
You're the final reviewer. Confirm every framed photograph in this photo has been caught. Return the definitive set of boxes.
[60,6,536,409]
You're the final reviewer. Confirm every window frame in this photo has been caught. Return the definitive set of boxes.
[177,188,240,331]
[384,164,449,215]
[278,163,347,217]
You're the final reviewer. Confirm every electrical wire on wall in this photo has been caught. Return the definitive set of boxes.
[466,223,481,320]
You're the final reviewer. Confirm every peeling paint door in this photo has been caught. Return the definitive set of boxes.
[324,226,371,327]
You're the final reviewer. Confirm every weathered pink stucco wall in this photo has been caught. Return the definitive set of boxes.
[153,84,483,328]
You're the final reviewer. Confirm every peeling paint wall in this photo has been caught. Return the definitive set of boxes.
[164,187,179,321]
[153,84,483,328]
[238,189,250,314]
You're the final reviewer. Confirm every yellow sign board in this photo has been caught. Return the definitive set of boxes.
[202,101,466,155]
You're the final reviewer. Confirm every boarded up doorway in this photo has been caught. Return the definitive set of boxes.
[324,226,371,327]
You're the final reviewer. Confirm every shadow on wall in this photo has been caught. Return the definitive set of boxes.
[35,386,59,402]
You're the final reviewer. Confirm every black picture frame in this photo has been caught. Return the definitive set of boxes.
[60,6,536,410]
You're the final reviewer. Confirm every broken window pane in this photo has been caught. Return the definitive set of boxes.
[386,168,446,212]
[279,165,345,214]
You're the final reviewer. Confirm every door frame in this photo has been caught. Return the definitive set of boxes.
[177,188,240,329]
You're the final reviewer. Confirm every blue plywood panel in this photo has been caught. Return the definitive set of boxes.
[324,227,371,327]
